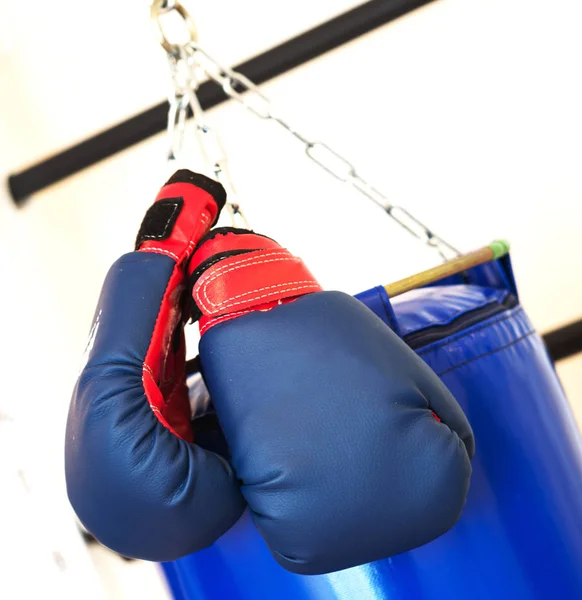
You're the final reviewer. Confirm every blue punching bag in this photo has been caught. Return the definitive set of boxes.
[162,251,582,600]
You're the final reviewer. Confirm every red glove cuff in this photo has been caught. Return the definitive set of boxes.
[136,170,226,264]
[189,230,323,335]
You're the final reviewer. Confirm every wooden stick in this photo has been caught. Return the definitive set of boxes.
[384,241,510,299]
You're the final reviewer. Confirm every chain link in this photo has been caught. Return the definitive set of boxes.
[183,48,249,227]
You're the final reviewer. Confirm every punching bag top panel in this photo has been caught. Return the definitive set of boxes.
[354,253,519,338]
[388,284,534,377]
[391,285,518,348]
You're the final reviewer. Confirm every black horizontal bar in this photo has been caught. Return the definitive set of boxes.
[543,319,582,363]
[8,0,436,206]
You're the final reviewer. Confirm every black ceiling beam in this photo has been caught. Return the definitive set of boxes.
[543,319,582,363]
[7,0,437,205]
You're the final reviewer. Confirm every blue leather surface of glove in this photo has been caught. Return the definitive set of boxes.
[200,291,474,575]
[65,253,246,561]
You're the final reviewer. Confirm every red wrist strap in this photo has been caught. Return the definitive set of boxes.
[193,248,323,318]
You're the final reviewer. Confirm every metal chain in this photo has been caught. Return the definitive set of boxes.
[152,1,459,260]
[189,44,460,261]
[153,1,249,228]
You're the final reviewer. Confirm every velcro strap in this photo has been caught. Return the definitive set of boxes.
[192,249,323,317]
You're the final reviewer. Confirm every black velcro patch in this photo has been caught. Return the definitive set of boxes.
[135,198,183,250]
[192,227,278,253]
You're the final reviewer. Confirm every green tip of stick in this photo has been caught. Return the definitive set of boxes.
[489,240,511,259]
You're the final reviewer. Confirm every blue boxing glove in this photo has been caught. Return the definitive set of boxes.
[188,226,474,575]
[65,171,246,561]
[66,170,474,573]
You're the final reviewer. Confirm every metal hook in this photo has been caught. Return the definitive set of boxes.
[151,0,198,56]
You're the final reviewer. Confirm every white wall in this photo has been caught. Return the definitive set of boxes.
[1,0,581,596]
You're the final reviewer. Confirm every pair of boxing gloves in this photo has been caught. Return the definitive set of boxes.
[65,170,474,575]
